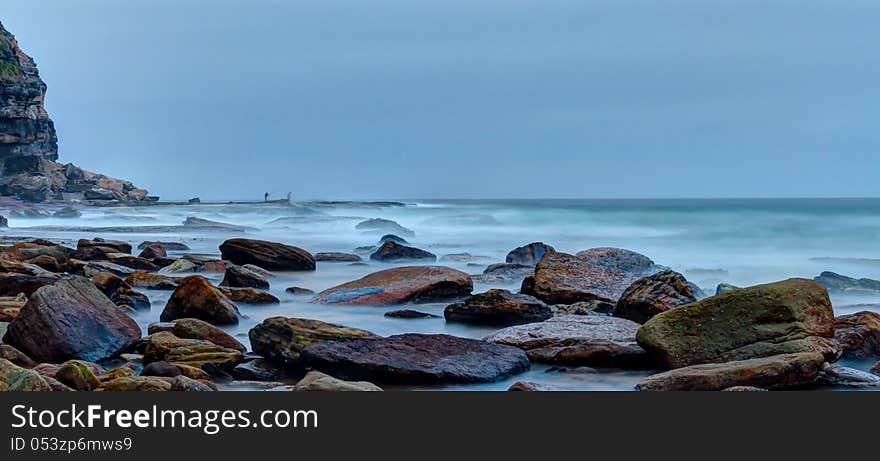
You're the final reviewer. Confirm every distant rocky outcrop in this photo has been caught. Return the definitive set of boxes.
[0,22,153,203]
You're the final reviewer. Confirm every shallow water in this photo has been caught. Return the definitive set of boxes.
[4,198,879,390]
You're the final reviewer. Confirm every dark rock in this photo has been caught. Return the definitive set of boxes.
[506,242,556,266]
[378,234,408,245]
[508,381,555,391]
[285,286,315,296]
[137,241,190,251]
[148,318,245,351]
[141,361,181,378]
[52,206,81,218]
[77,238,132,254]
[170,375,214,392]
[83,261,135,278]
[0,274,57,296]
[24,254,62,272]
[218,287,280,304]
[444,289,551,326]
[183,217,256,232]
[91,271,150,310]
[356,218,415,237]
[230,359,283,382]
[715,283,739,295]
[313,266,473,305]
[160,276,240,325]
[249,316,379,367]
[219,238,315,271]
[314,252,362,262]
[3,276,141,363]
[833,311,880,359]
[384,309,440,319]
[138,244,167,260]
[220,264,269,289]
[521,252,640,304]
[814,271,880,294]
[485,315,650,369]
[105,253,159,271]
[635,352,825,391]
[125,270,180,290]
[0,215,7,227]
[300,333,530,384]
[636,278,838,369]
[613,271,697,324]
[369,240,436,262]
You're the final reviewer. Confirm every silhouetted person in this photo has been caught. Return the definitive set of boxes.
[264,192,269,202]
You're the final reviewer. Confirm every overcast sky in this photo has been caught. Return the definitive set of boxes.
[3,0,879,200]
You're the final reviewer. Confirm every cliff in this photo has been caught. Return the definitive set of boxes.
[0,21,153,203]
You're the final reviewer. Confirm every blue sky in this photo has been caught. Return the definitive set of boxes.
[3,0,879,200]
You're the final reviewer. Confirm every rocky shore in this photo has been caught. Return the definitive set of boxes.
[0,223,879,392]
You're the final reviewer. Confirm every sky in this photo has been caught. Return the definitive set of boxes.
[3,0,879,200]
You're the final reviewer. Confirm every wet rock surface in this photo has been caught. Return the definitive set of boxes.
[613,270,697,324]
[249,316,379,367]
[636,352,825,391]
[3,276,141,363]
[369,240,436,262]
[506,242,555,266]
[300,333,530,384]
[636,278,838,369]
[484,315,649,368]
[160,276,240,325]
[313,266,472,305]
[219,238,315,271]
[444,289,551,326]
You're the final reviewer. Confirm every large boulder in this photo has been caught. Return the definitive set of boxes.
[636,278,838,369]
[635,352,825,391]
[520,252,638,304]
[293,370,382,391]
[833,311,880,359]
[160,276,240,325]
[3,276,141,363]
[369,241,436,262]
[220,265,269,289]
[314,252,362,262]
[444,289,551,326]
[313,266,473,305]
[506,242,555,266]
[91,271,150,310]
[613,271,697,324]
[300,333,530,384]
[0,358,52,391]
[249,317,379,367]
[484,315,649,368]
[219,238,315,271]
[814,271,880,294]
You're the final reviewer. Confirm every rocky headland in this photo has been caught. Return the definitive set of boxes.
[0,21,152,204]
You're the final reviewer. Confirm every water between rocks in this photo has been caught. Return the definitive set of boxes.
[5,198,880,390]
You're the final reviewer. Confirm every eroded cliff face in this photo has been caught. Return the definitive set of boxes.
[0,21,153,203]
